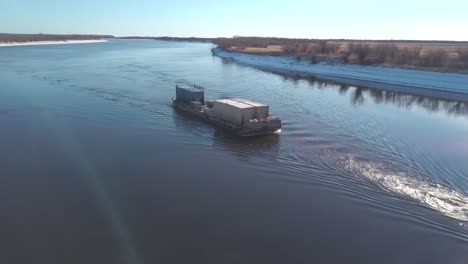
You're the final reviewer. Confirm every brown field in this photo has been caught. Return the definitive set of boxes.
[228,45,283,53]
[216,37,468,72]
[330,41,463,57]
[227,42,462,54]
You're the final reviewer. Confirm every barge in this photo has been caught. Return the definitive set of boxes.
[172,85,282,136]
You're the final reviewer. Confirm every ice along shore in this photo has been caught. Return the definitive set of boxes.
[212,48,468,102]
[0,39,108,47]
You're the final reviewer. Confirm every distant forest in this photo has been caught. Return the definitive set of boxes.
[0,33,113,43]
[123,36,213,43]
[215,37,468,72]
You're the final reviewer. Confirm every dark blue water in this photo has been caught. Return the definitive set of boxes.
[1,39,467,264]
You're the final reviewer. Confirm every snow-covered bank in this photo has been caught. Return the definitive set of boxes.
[0,39,108,47]
[212,48,468,101]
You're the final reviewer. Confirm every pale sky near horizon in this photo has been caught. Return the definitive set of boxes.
[2,0,467,41]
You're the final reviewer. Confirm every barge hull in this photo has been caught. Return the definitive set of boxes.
[173,99,280,137]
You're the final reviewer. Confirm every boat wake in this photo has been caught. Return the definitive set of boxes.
[342,156,468,222]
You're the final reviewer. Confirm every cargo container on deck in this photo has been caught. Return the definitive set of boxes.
[213,99,257,125]
[176,86,204,105]
[230,98,269,120]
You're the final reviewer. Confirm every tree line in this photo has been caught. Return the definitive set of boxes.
[215,37,468,71]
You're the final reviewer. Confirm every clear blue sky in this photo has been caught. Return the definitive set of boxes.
[2,0,467,40]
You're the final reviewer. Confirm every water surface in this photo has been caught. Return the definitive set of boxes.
[1,40,467,264]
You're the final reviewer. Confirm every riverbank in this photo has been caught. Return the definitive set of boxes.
[215,37,468,73]
[212,48,468,101]
[0,39,108,47]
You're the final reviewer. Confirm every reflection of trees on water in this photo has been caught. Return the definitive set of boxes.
[354,85,468,116]
[278,73,468,117]
[352,87,365,105]
[339,84,350,95]
[220,59,468,117]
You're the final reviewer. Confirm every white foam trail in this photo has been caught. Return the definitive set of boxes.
[343,156,468,222]
[0,39,108,47]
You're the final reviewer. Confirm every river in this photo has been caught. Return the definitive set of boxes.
[1,39,467,264]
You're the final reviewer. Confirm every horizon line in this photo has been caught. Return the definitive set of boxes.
[1,32,468,43]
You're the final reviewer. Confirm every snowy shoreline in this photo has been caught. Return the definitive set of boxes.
[212,48,468,102]
[0,39,108,47]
